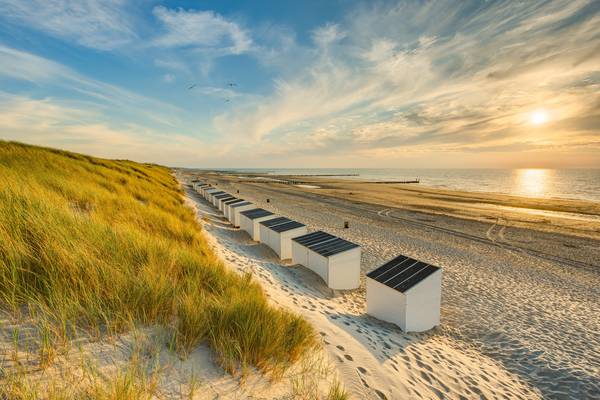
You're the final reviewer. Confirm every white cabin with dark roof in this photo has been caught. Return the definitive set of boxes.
[239,208,277,240]
[222,198,245,219]
[204,189,222,202]
[366,255,442,332]
[292,231,361,290]
[216,194,235,211]
[230,202,257,227]
[259,217,307,260]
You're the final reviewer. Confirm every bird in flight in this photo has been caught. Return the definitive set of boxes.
[188,84,197,90]
[227,82,237,87]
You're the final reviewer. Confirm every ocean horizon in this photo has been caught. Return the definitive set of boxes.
[211,168,600,203]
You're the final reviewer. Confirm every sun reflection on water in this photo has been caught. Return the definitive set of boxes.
[515,169,551,198]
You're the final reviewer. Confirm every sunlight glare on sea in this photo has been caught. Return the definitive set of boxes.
[514,169,551,198]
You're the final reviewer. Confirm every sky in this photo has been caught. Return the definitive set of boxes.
[0,0,598,168]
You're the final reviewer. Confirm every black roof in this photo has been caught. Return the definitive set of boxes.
[270,221,305,233]
[230,201,252,209]
[223,198,244,205]
[240,208,273,219]
[293,231,336,246]
[217,195,235,201]
[259,216,291,227]
[366,255,440,293]
[213,193,231,199]
[208,190,225,195]
[292,231,358,257]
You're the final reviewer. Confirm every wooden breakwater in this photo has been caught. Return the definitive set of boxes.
[236,178,420,185]
[371,179,420,184]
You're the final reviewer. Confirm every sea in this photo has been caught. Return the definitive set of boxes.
[218,168,600,203]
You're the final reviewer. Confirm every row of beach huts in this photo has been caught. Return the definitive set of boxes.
[193,180,442,333]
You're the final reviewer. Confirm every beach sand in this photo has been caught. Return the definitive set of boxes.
[180,170,600,399]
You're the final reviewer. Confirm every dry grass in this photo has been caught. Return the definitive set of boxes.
[0,141,317,385]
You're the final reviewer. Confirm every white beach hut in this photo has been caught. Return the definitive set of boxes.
[239,208,277,240]
[222,198,245,219]
[258,217,307,260]
[196,184,210,194]
[204,188,221,202]
[212,192,230,207]
[192,181,204,191]
[229,202,257,227]
[200,185,212,196]
[366,255,442,332]
[217,194,235,211]
[291,231,361,290]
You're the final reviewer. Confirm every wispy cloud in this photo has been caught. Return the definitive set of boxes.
[152,6,251,55]
[0,0,136,50]
[0,44,180,127]
[214,0,600,165]
[0,91,230,165]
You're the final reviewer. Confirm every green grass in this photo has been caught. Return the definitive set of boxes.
[0,141,316,377]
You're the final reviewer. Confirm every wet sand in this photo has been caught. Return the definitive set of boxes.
[180,170,600,399]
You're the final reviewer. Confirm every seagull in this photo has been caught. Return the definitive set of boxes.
[227,82,237,87]
[188,84,197,90]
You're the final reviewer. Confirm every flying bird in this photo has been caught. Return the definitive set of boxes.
[188,84,197,90]
[227,82,237,87]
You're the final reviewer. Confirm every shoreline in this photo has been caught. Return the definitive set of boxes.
[200,171,600,240]
[199,169,600,204]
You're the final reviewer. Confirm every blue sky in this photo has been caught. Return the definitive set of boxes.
[0,0,598,168]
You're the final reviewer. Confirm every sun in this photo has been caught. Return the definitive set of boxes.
[530,110,548,125]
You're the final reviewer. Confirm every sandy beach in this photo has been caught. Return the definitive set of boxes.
[180,170,600,399]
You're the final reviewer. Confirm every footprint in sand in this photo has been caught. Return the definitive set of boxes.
[344,354,353,361]
[357,366,368,375]
[374,389,388,400]
[336,345,345,351]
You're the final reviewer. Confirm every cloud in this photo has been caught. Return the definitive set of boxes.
[163,73,175,83]
[0,0,136,50]
[0,44,180,128]
[152,6,252,55]
[0,91,229,166]
[312,23,346,48]
[214,0,600,164]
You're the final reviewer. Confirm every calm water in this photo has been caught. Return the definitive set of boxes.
[222,168,600,203]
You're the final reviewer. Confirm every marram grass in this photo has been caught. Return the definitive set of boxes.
[0,141,316,377]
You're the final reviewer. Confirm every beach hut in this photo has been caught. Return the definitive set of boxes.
[222,198,245,219]
[239,209,277,240]
[200,185,212,196]
[259,217,307,260]
[192,181,204,191]
[291,231,361,290]
[196,184,209,194]
[229,202,257,227]
[217,194,235,211]
[204,189,222,202]
[366,255,442,332]
[211,192,229,207]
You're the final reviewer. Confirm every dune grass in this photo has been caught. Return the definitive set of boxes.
[0,141,316,378]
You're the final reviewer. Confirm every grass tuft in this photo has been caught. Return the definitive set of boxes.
[0,140,316,380]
